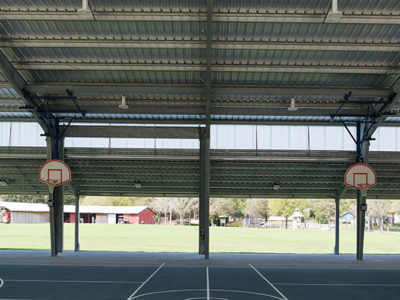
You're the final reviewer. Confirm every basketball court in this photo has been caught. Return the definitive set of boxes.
[0,251,400,300]
[1,1,400,299]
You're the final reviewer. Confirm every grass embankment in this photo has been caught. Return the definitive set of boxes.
[1,224,399,254]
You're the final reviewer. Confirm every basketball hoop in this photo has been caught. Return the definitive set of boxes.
[48,179,60,186]
[356,183,368,190]
[344,163,376,190]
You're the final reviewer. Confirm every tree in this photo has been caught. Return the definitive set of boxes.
[232,198,246,220]
[308,199,335,224]
[81,196,133,206]
[367,200,390,232]
[150,198,170,224]
[2,194,76,204]
[388,200,400,225]
[130,197,153,206]
[244,199,269,220]
[269,199,303,229]
[340,199,356,214]
[209,198,235,225]
[171,198,197,225]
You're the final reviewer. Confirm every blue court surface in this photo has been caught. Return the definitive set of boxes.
[1,262,400,300]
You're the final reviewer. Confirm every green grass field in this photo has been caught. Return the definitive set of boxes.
[1,223,400,254]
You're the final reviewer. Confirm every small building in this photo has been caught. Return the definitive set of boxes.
[291,209,304,229]
[0,202,49,223]
[0,202,155,225]
[340,212,356,224]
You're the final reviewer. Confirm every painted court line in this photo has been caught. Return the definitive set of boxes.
[249,264,288,300]
[0,278,4,289]
[2,279,142,284]
[274,283,400,287]
[206,267,210,300]
[127,289,282,299]
[126,262,165,300]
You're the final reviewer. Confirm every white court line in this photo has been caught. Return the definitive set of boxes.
[127,262,165,300]
[250,264,288,300]
[206,267,210,300]
[3,279,142,284]
[0,278,4,289]
[274,283,400,287]
[128,288,282,299]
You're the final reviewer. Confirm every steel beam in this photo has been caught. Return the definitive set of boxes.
[0,11,399,24]
[31,105,375,119]
[2,39,398,52]
[24,83,391,98]
[62,125,199,139]
[14,62,398,74]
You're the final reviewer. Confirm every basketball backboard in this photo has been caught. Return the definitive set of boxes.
[39,160,71,186]
[344,163,376,190]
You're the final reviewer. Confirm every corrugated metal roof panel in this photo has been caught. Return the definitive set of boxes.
[0,88,19,98]
[0,20,204,39]
[7,47,398,67]
[0,70,8,82]
[54,113,203,120]
[2,20,399,43]
[20,70,203,84]
[215,22,400,43]
[6,47,203,64]
[215,0,400,14]
[384,117,400,123]
[0,0,79,10]
[0,112,32,118]
[2,0,399,14]
[212,72,392,87]
[211,115,361,123]
[213,49,398,67]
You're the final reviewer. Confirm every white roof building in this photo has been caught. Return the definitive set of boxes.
[0,202,151,215]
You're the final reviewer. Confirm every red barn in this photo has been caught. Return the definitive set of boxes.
[0,202,155,225]
[64,205,155,224]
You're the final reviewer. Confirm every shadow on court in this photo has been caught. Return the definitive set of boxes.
[0,264,400,300]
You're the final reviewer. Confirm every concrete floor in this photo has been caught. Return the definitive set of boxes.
[0,251,399,299]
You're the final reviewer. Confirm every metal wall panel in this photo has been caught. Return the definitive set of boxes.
[11,212,49,223]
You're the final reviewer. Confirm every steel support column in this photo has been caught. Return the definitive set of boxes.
[199,128,210,259]
[356,122,369,261]
[74,194,80,252]
[356,190,367,260]
[198,0,212,259]
[334,198,340,255]
[47,118,64,256]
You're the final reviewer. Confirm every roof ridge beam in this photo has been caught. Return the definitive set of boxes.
[2,39,398,52]
[13,62,400,74]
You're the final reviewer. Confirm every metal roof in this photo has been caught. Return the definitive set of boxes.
[1,146,400,199]
[0,0,399,125]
